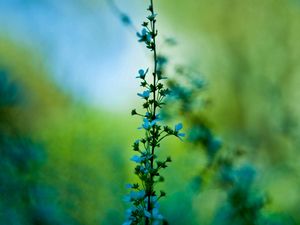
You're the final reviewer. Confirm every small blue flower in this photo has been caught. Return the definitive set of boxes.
[124,191,146,202]
[143,28,148,35]
[144,210,152,218]
[178,133,185,137]
[130,190,146,200]
[175,123,183,132]
[146,33,152,42]
[174,123,185,139]
[151,196,160,208]
[123,195,132,203]
[140,28,147,35]
[137,28,152,43]
[136,68,149,79]
[125,206,137,216]
[152,208,163,220]
[140,165,149,175]
[130,155,142,163]
[125,184,133,189]
[141,118,151,129]
[137,90,150,99]
[138,118,158,130]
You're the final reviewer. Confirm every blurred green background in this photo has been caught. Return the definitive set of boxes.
[0,0,299,224]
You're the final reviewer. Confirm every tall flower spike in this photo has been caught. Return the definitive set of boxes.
[124,1,183,225]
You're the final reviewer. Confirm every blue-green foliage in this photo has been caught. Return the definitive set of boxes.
[0,69,76,225]
[167,66,295,225]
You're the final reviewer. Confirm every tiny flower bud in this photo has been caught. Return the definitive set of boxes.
[160,190,166,197]
[131,109,137,115]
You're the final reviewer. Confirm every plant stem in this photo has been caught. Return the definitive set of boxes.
[146,0,157,224]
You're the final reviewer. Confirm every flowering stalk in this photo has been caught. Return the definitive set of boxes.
[123,1,183,225]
